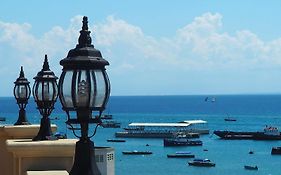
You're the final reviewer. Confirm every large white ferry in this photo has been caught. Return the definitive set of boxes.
[115,120,209,138]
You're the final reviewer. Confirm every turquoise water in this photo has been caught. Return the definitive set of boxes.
[1,95,281,175]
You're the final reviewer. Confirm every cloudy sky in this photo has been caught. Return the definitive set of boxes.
[1,0,281,96]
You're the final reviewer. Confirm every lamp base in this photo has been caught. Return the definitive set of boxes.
[14,108,30,125]
[33,117,52,141]
[70,139,101,175]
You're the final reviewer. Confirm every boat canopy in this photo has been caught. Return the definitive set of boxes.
[179,120,207,124]
[128,123,190,127]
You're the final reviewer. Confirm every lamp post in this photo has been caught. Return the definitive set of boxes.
[58,16,110,175]
[13,66,31,125]
[32,55,58,141]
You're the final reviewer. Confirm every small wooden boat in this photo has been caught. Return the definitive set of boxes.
[107,139,126,142]
[244,165,258,170]
[122,150,152,155]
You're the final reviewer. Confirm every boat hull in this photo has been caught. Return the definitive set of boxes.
[214,131,281,140]
[271,147,281,155]
[188,162,215,167]
[167,154,195,158]
[122,151,152,155]
[164,139,202,147]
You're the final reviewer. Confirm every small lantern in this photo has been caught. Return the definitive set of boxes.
[13,66,31,125]
[32,55,58,141]
[58,16,110,175]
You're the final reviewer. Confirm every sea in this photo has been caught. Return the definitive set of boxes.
[1,95,281,175]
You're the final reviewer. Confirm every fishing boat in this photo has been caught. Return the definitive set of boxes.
[116,120,209,138]
[271,147,281,155]
[107,139,126,142]
[214,126,281,140]
[188,159,215,167]
[122,150,152,155]
[163,138,202,147]
[244,165,258,170]
[167,151,195,158]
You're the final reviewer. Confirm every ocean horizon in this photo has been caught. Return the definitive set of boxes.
[1,95,281,175]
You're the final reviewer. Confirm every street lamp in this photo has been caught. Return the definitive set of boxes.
[32,55,58,141]
[13,66,31,125]
[58,16,110,175]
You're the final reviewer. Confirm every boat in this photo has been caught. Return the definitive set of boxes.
[116,120,209,138]
[271,147,281,155]
[224,117,236,122]
[163,138,202,147]
[122,150,152,155]
[188,159,215,167]
[107,139,126,142]
[167,151,195,158]
[214,126,281,140]
[249,150,254,154]
[244,165,258,170]
[101,114,113,120]
[101,121,121,128]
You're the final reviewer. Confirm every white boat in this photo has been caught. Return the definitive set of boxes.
[115,120,209,138]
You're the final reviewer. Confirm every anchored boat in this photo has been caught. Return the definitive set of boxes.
[214,126,281,140]
[188,159,215,167]
[163,138,202,147]
[116,120,209,138]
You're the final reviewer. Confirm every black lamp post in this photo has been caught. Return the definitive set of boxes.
[58,16,110,175]
[13,66,31,125]
[32,55,58,141]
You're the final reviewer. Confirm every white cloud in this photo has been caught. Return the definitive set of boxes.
[1,13,281,95]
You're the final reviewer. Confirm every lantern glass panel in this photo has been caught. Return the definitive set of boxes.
[75,70,90,108]
[94,70,106,108]
[62,71,74,108]
[15,85,28,99]
[43,81,51,101]
[34,82,43,101]
[20,85,27,99]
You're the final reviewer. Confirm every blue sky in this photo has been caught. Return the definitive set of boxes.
[1,1,281,96]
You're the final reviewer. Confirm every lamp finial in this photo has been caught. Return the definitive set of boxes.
[77,16,93,48]
[43,54,50,71]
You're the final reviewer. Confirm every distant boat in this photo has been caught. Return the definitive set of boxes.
[116,120,209,138]
[249,150,254,154]
[244,165,258,170]
[271,147,281,155]
[188,159,215,167]
[214,126,281,140]
[101,114,113,120]
[107,139,126,142]
[211,97,216,102]
[163,138,202,147]
[204,97,208,102]
[224,118,236,122]
[101,121,121,128]
[122,150,152,155]
[167,151,195,158]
